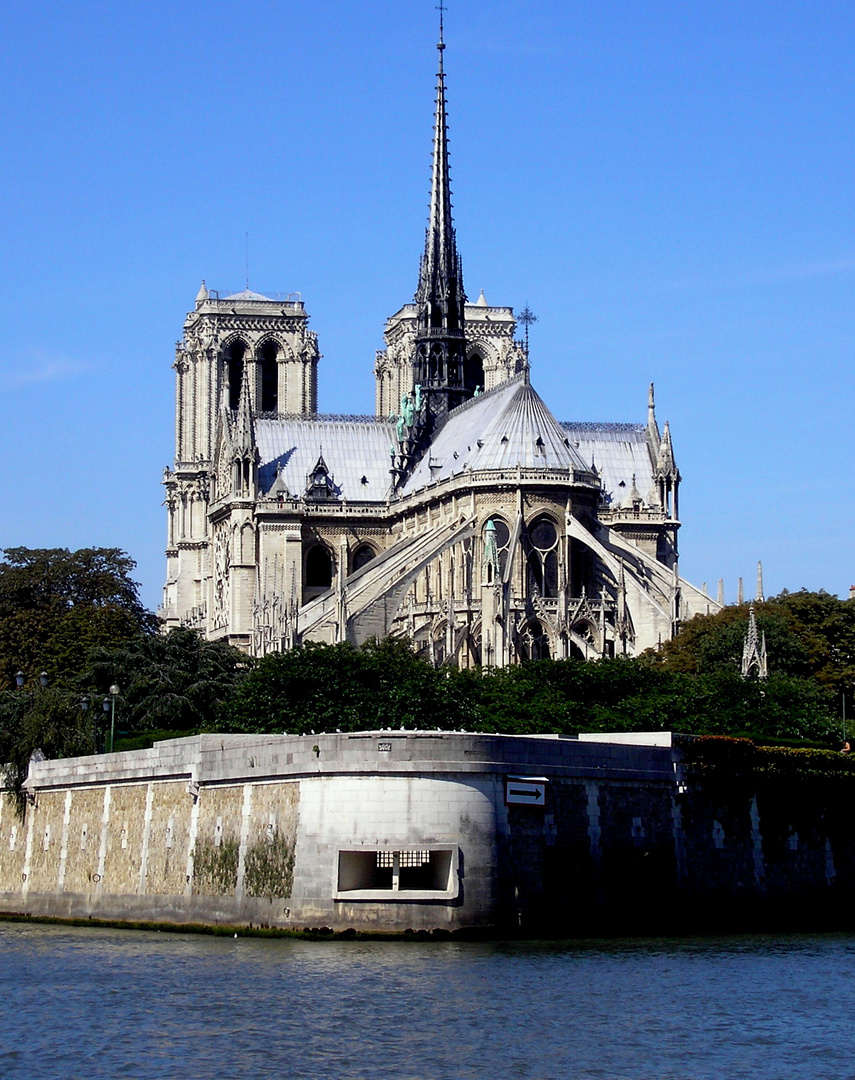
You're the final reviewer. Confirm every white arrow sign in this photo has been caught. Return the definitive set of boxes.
[505,779,547,806]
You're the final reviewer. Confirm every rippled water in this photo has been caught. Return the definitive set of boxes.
[1,923,854,1079]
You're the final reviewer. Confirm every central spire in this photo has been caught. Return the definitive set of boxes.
[417,11,460,311]
[412,8,469,419]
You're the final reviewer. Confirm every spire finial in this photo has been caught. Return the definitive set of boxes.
[437,1,446,47]
[235,362,254,444]
[646,381,661,457]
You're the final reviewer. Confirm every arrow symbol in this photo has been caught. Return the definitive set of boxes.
[508,787,543,801]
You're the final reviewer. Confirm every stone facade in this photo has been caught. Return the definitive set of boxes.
[162,33,719,663]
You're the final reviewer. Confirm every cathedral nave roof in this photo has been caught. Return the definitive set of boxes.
[560,422,657,509]
[256,416,395,503]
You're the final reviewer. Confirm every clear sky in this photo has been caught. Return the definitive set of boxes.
[2,0,854,613]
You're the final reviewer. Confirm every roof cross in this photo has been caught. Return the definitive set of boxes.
[518,303,538,356]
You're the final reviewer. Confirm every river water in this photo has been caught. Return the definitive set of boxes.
[0,923,853,1079]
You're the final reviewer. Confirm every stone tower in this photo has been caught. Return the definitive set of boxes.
[162,285,319,629]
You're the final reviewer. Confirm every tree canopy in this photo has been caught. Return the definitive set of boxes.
[0,548,245,796]
[650,589,855,698]
[217,637,477,735]
[0,547,156,689]
[90,626,247,733]
[211,617,843,747]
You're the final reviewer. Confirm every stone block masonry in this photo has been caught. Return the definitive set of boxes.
[0,731,853,935]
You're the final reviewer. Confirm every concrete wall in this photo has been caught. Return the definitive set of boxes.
[1,731,852,933]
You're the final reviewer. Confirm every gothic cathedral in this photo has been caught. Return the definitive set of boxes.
[162,27,717,665]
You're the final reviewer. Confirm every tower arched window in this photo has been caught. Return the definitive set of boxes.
[225,340,247,411]
[526,516,559,599]
[464,349,485,395]
[259,341,279,412]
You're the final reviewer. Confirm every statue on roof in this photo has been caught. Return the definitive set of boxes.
[402,393,415,429]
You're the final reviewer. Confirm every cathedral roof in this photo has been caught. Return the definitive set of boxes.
[255,416,395,503]
[401,375,592,493]
[560,422,656,509]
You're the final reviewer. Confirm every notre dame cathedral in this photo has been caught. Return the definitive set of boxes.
[161,25,717,666]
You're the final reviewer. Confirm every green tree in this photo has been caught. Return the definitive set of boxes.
[89,627,247,734]
[775,589,855,693]
[649,601,812,677]
[0,687,94,804]
[0,547,155,690]
[215,637,475,735]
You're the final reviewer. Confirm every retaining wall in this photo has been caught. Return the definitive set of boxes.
[0,732,850,933]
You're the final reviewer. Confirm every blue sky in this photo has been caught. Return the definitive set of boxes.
[2,0,854,613]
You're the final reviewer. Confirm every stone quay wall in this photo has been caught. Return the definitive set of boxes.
[0,731,851,934]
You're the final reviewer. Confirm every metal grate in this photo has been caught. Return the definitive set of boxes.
[400,850,430,867]
[375,850,431,868]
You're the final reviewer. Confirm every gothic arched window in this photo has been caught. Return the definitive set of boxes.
[521,620,550,661]
[429,343,444,382]
[570,538,596,598]
[304,544,334,604]
[352,543,376,573]
[226,340,247,411]
[526,516,559,599]
[259,341,279,412]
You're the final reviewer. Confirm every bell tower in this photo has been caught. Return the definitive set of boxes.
[162,285,319,630]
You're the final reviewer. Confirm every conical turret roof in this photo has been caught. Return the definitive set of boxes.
[402,375,592,491]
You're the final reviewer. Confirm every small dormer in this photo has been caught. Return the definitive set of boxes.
[305,453,340,502]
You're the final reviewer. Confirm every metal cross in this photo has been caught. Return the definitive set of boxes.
[518,303,538,356]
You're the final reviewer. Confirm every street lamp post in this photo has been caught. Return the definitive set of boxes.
[108,684,120,753]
